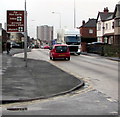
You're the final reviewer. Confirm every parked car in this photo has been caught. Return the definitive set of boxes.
[49,44,70,60]
[44,46,50,49]
[40,45,44,49]
[11,42,21,48]
[34,45,39,48]
[87,42,105,55]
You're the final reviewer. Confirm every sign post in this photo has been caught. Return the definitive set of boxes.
[7,8,28,67]
[7,10,24,32]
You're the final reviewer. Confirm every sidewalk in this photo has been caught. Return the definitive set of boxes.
[81,52,120,62]
[105,57,120,62]
[2,49,84,104]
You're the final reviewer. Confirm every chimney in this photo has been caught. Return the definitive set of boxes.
[104,7,109,13]
[82,20,85,25]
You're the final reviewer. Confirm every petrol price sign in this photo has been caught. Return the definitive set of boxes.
[7,10,24,32]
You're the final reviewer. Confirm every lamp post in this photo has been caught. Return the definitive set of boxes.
[74,0,76,28]
[52,12,61,29]
[24,0,27,67]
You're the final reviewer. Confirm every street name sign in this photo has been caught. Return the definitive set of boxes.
[7,10,24,32]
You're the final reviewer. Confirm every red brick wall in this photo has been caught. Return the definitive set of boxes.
[80,27,96,38]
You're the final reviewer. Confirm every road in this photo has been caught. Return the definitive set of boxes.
[2,49,119,115]
[27,49,118,101]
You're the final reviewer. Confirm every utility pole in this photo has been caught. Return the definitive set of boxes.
[24,0,27,67]
[74,0,76,28]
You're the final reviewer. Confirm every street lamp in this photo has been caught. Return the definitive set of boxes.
[74,0,76,28]
[24,0,28,67]
[52,12,61,29]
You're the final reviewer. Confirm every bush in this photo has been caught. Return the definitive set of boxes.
[103,45,120,57]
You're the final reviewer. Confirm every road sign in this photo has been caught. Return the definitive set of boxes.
[7,10,24,32]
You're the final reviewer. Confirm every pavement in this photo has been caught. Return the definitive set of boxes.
[81,52,120,62]
[1,49,84,104]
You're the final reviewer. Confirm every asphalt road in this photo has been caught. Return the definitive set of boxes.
[26,49,118,101]
[2,49,119,115]
[53,52,118,101]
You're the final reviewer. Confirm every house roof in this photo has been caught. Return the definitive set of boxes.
[113,4,120,19]
[81,19,97,28]
[97,12,114,21]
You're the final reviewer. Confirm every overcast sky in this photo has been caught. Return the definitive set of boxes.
[0,0,119,38]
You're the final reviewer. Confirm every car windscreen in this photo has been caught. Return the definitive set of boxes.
[55,46,68,53]
[65,36,80,42]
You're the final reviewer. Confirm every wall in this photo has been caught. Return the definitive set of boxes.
[104,19,114,34]
[80,27,96,38]
[97,21,104,38]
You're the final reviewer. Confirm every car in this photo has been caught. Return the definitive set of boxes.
[44,45,50,49]
[11,42,21,48]
[34,45,39,48]
[40,45,44,49]
[32,44,35,48]
[49,44,70,60]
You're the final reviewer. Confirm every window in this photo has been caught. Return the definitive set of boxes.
[105,23,108,30]
[97,37,102,42]
[104,37,107,43]
[97,22,101,31]
[89,29,93,34]
[65,36,80,42]
[108,36,113,44]
[55,46,68,53]
[115,19,120,27]
[109,22,111,30]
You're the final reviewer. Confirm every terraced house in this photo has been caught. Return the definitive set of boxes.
[113,2,120,45]
[97,7,114,44]
[97,2,120,45]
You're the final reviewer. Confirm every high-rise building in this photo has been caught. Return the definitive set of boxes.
[37,25,53,45]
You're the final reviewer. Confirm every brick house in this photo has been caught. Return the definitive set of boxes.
[79,18,97,52]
